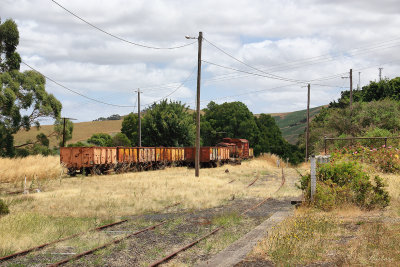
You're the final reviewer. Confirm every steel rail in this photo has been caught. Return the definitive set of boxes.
[0,202,180,263]
[0,219,128,262]
[247,174,260,187]
[48,221,166,267]
[148,226,223,267]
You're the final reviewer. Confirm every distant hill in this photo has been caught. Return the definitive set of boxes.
[14,120,123,148]
[268,106,325,144]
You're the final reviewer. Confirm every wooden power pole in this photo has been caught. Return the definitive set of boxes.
[195,32,203,177]
[306,83,310,162]
[62,117,66,147]
[137,88,141,147]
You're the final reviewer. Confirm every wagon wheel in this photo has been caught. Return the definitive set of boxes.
[67,168,77,177]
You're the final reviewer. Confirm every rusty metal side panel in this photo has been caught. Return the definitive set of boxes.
[249,148,254,158]
[156,148,161,161]
[116,147,123,163]
[132,148,138,162]
[200,147,211,162]
[138,147,144,163]
[150,147,156,162]
[165,148,171,162]
[242,142,249,158]
[171,148,176,162]
[184,147,194,162]
[110,148,117,164]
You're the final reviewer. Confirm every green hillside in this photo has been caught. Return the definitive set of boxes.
[269,106,325,144]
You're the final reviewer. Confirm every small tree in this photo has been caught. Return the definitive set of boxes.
[0,19,62,157]
[121,113,139,145]
[142,100,195,146]
[87,133,113,147]
[112,133,131,147]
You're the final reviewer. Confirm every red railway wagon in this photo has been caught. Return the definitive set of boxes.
[60,147,117,175]
[184,146,229,167]
[222,138,249,159]
[216,142,237,158]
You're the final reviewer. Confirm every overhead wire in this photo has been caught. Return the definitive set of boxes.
[203,36,400,83]
[203,37,307,83]
[51,0,196,50]
[22,61,137,108]
[142,66,197,107]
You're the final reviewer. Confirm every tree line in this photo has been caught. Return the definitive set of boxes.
[299,76,400,153]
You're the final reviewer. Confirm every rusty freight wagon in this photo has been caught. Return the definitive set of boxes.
[184,146,229,167]
[222,138,250,159]
[60,147,117,176]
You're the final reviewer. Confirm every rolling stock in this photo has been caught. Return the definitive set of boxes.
[60,139,252,176]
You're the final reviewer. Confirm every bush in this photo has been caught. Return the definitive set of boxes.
[0,199,9,215]
[298,161,390,210]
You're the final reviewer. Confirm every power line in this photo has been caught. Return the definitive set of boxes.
[202,60,309,84]
[142,66,197,107]
[203,37,400,81]
[51,0,197,50]
[22,61,136,108]
[203,37,306,83]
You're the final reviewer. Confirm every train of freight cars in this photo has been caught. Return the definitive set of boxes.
[60,138,254,176]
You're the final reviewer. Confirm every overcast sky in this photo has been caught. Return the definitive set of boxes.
[2,0,400,123]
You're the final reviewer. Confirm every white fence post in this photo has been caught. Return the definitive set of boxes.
[310,155,316,201]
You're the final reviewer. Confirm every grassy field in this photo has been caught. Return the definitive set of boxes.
[248,170,400,266]
[0,155,302,257]
[13,119,123,148]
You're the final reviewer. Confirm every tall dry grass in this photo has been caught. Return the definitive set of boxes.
[7,156,300,218]
[0,155,62,183]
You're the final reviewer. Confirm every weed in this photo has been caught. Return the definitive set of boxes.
[0,199,9,215]
[298,161,390,210]
[252,214,336,265]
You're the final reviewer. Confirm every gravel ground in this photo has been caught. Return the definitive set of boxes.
[1,197,292,267]
[2,167,299,267]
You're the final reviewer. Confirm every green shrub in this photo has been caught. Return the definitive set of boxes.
[298,161,390,210]
[0,199,9,215]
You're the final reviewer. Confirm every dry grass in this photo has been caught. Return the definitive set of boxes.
[0,155,62,184]
[0,156,301,256]
[250,170,400,266]
[5,156,300,218]
[13,119,123,147]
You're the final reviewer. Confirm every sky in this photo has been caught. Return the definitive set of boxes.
[2,0,400,123]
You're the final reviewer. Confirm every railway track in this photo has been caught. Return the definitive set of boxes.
[2,169,291,266]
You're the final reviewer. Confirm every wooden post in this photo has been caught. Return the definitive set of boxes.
[195,31,203,177]
[137,89,141,147]
[62,117,66,147]
[310,155,316,201]
[306,83,310,162]
[324,136,327,155]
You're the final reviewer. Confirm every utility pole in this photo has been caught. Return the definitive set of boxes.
[306,83,310,162]
[358,72,361,90]
[379,67,383,81]
[349,69,353,110]
[62,117,66,147]
[61,117,76,147]
[137,88,141,147]
[195,32,203,177]
[185,31,202,177]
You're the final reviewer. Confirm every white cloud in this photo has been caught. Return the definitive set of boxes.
[1,0,400,122]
